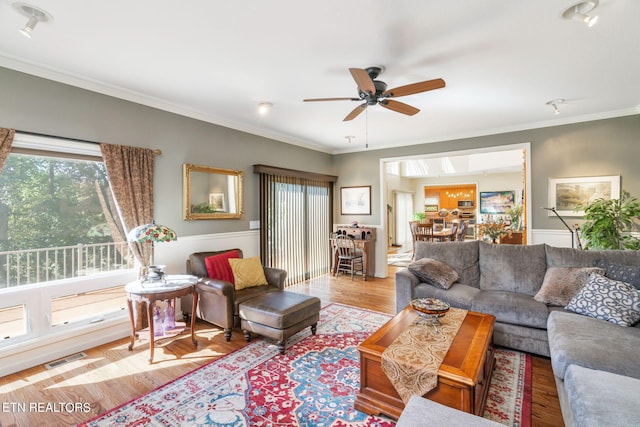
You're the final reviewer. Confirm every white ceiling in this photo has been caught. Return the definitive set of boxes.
[0,1,638,154]
[389,149,525,178]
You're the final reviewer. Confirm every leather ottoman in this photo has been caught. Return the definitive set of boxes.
[239,291,321,354]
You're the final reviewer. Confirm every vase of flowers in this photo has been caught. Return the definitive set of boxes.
[478,217,511,243]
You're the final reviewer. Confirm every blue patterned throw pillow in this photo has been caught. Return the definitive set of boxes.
[565,273,640,326]
[593,259,640,290]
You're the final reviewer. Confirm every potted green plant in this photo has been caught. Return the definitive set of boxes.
[413,212,426,222]
[576,190,640,250]
[506,204,523,231]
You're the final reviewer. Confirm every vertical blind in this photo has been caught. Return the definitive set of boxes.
[255,165,336,286]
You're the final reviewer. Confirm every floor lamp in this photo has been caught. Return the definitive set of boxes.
[543,207,581,249]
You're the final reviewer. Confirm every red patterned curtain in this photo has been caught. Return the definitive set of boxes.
[0,128,15,174]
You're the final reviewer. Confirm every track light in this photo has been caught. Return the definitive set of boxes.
[546,99,566,115]
[12,2,53,39]
[562,1,599,27]
[19,16,38,38]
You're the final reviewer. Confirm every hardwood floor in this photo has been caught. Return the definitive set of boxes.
[0,266,563,427]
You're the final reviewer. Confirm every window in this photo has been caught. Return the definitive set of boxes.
[0,134,135,346]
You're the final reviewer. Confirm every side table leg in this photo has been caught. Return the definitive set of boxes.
[190,290,198,346]
[126,297,135,351]
[147,301,155,363]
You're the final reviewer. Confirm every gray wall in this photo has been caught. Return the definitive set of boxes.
[0,67,333,237]
[1,66,638,237]
[334,115,640,231]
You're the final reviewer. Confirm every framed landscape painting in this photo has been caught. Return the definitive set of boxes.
[548,175,620,216]
[479,191,515,214]
[341,186,371,215]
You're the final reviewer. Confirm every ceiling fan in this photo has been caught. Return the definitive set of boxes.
[303,66,445,121]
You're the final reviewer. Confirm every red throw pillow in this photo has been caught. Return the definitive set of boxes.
[204,250,240,283]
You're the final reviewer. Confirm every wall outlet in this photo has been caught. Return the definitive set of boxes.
[249,220,260,230]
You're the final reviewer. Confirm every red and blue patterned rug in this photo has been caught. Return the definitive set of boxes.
[80,304,531,426]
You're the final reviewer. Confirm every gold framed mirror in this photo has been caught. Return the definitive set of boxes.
[183,163,244,220]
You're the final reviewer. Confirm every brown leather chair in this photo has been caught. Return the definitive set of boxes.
[180,249,287,341]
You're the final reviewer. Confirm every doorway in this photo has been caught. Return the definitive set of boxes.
[381,143,531,276]
[393,191,413,250]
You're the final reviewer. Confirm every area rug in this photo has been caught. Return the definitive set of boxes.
[387,252,413,267]
[80,304,531,427]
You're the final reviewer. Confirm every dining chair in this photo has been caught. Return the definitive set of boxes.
[448,222,459,241]
[457,221,468,241]
[334,235,364,280]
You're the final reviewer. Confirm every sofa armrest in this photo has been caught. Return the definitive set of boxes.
[196,278,235,297]
[264,267,287,289]
[395,268,420,313]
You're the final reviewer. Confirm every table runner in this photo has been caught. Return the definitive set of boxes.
[381,307,468,403]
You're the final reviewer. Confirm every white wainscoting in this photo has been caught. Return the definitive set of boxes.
[154,230,261,275]
[529,229,578,248]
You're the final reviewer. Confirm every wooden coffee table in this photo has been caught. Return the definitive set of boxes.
[355,306,495,420]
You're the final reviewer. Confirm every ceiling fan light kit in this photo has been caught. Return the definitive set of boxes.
[12,2,53,38]
[562,0,599,27]
[303,66,445,121]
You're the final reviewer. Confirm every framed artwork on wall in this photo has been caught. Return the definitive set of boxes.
[548,175,620,216]
[479,191,515,214]
[341,186,371,215]
[209,193,226,212]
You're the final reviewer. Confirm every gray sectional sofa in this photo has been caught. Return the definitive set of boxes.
[395,240,640,425]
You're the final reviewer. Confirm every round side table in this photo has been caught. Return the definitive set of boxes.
[125,275,199,363]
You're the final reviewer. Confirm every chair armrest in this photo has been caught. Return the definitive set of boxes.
[264,267,287,290]
[196,278,235,297]
[395,268,420,314]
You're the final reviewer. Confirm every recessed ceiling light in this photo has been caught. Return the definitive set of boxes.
[12,2,53,38]
[257,102,273,115]
[562,1,599,27]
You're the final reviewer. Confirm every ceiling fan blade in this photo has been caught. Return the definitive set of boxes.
[343,103,367,121]
[379,99,420,116]
[382,78,445,97]
[303,97,360,102]
[349,68,376,95]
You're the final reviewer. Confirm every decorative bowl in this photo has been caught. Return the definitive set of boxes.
[411,298,450,317]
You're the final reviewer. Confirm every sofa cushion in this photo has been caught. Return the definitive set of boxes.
[565,365,640,427]
[565,273,640,326]
[229,256,269,290]
[408,258,459,289]
[413,282,480,310]
[534,267,604,306]
[471,291,549,328]
[414,240,480,288]
[204,249,240,283]
[479,242,547,295]
[594,259,640,290]
[397,396,503,427]
[545,244,640,268]
[547,310,640,380]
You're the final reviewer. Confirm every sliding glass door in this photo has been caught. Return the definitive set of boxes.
[256,166,335,286]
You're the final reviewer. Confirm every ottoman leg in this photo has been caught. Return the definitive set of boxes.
[311,322,318,335]
[224,328,232,342]
[277,341,286,355]
[243,330,252,342]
